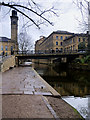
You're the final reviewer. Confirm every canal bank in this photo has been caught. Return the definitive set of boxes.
[2,67,83,119]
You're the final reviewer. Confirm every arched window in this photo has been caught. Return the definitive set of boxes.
[61,36,63,40]
[56,42,58,45]
[56,36,58,39]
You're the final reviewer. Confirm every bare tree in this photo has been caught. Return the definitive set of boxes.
[73,0,89,32]
[73,0,90,52]
[18,31,33,53]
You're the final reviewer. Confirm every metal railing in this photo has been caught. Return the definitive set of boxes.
[0,49,89,57]
[15,49,89,55]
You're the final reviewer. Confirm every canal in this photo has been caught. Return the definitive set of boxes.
[32,63,90,119]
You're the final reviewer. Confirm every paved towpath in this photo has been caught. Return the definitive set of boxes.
[2,67,59,96]
[2,67,60,119]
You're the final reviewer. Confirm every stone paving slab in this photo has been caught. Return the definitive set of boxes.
[2,95,54,118]
[34,92,52,95]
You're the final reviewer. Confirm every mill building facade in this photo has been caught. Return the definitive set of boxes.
[35,30,87,54]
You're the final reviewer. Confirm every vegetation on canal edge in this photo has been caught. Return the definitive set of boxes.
[73,55,90,64]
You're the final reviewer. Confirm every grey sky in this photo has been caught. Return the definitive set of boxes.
[0,0,88,44]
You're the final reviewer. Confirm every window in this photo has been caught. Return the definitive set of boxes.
[11,46,14,55]
[73,38,75,43]
[11,46,13,51]
[5,46,8,51]
[83,38,85,42]
[78,38,80,42]
[61,42,63,46]
[60,48,63,52]
[56,48,58,52]
[1,46,3,51]
[56,42,58,45]
[56,36,58,39]
[65,36,67,39]
[61,36,63,40]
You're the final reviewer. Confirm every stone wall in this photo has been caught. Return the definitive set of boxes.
[1,56,16,72]
[32,59,55,64]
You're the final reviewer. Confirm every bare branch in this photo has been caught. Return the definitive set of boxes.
[1,2,40,28]
[2,8,11,18]
[10,4,53,25]
[73,0,88,32]
[0,2,55,28]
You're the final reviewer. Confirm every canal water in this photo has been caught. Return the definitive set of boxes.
[32,63,90,119]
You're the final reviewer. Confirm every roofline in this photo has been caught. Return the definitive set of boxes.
[36,31,87,46]
[39,31,74,45]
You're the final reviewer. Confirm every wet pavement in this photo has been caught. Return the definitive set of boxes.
[2,67,59,119]
[2,67,59,95]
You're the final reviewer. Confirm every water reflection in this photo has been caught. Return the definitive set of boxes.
[33,63,90,97]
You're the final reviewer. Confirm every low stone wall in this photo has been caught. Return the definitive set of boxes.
[1,56,16,72]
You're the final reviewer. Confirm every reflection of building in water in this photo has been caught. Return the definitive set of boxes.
[49,82,90,97]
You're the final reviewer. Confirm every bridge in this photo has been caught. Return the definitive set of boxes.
[0,51,86,70]
[15,51,86,66]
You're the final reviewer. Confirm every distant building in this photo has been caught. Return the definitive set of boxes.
[0,10,18,56]
[35,30,87,53]
[35,36,46,53]
[0,37,15,56]
[63,33,88,53]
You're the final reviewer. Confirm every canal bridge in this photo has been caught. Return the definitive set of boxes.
[15,51,85,66]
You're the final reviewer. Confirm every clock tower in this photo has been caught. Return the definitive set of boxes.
[10,10,18,53]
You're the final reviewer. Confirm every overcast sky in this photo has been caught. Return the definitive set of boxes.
[0,0,88,44]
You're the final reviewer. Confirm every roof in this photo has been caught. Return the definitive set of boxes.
[53,30,74,35]
[0,37,11,42]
